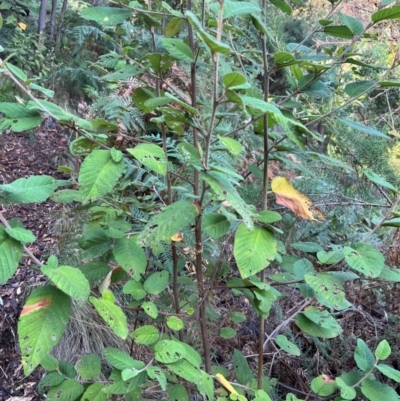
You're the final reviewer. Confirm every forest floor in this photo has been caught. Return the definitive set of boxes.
[0,122,71,401]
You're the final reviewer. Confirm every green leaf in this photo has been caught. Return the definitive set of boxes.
[323,25,354,39]
[344,80,376,97]
[19,285,71,375]
[275,335,300,356]
[111,147,123,163]
[372,5,400,23]
[211,0,261,18]
[147,366,167,391]
[127,144,167,176]
[142,301,158,319]
[338,12,364,35]
[222,72,249,90]
[239,95,286,125]
[6,62,27,81]
[113,236,146,280]
[0,226,23,284]
[233,349,254,385]
[38,372,65,394]
[311,375,337,396]
[220,327,237,339]
[203,213,230,239]
[46,379,84,401]
[138,200,199,251]
[377,265,400,281]
[229,311,247,324]
[378,81,400,88]
[90,293,128,339]
[295,307,343,338]
[338,117,389,139]
[291,242,323,253]
[167,384,189,401]
[317,250,344,265]
[354,339,375,371]
[165,17,184,38]
[217,135,244,156]
[363,168,398,193]
[0,175,67,203]
[123,280,147,300]
[269,0,292,15]
[29,83,55,98]
[79,149,124,203]
[80,383,107,401]
[103,348,144,370]
[70,137,98,156]
[41,265,90,302]
[256,211,282,224]
[76,354,101,380]
[167,316,184,331]
[131,325,159,345]
[81,6,132,25]
[162,38,194,62]
[335,377,356,400]
[154,340,186,363]
[361,378,400,401]
[376,364,400,382]
[143,271,170,294]
[186,11,231,54]
[234,223,277,278]
[344,243,384,277]
[51,189,82,204]
[80,229,112,259]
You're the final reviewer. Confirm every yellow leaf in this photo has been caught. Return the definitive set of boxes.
[271,176,325,221]
[171,232,183,242]
[215,373,239,396]
[17,21,27,30]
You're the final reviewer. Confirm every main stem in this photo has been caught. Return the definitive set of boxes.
[187,0,211,373]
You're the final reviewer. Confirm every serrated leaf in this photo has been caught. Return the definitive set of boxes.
[81,6,132,25]
[361,378,400,401]
[0,175,67,203]
[142,301,158,318]
[6,62,27,81]
[127,144,167,176]
[234,223,277,278]
[275,335,300,356]
[338,12,364,35]
[90,295,128,339]
[220,327,237,339]
[19,285,71,375]
[375,340,391,360]
[113,236,146,280]
[143,270,169,294]
[131,325,159,344]
[354,339,375,371]
[167,384,189,401]
[203,213,230,239]
[372,5,400,23]
[233,349,254,385]
[0,226,23,284]
[46,379,84,401]
[256,210,282,224]
[222,72,249,90]
[335,377,357,400]
[79,149,124,203]
[123,280,147,300]
[229,311,246,324]
[344,243,384,277]
[38,372,65,394]
[291,242,323,253]
[81,383,107,401]
[41,265,90,302]
[103,348,144,370]
[154,340,186,363]
[111,147,123,162]
[217,135,244,156]
[376,364,400,382]
[162,38,194,62]
[167,316,184,331]
[317,250,344,265]
[76,354,101,380]
[311,375,337,396]
[296,307,342,338]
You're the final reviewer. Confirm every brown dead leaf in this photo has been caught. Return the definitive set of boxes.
[271,176,325,221]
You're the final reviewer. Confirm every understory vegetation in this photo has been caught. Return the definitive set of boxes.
[2,0,400,400]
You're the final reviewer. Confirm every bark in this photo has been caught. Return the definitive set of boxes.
[49,0,58,39]
[38,0,48,35]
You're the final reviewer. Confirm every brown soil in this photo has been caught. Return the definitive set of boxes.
[0,122,71,401]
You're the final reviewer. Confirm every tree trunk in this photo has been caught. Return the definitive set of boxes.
[49,0,58,39]
[55,0,68,44]
[38,0,48,35]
